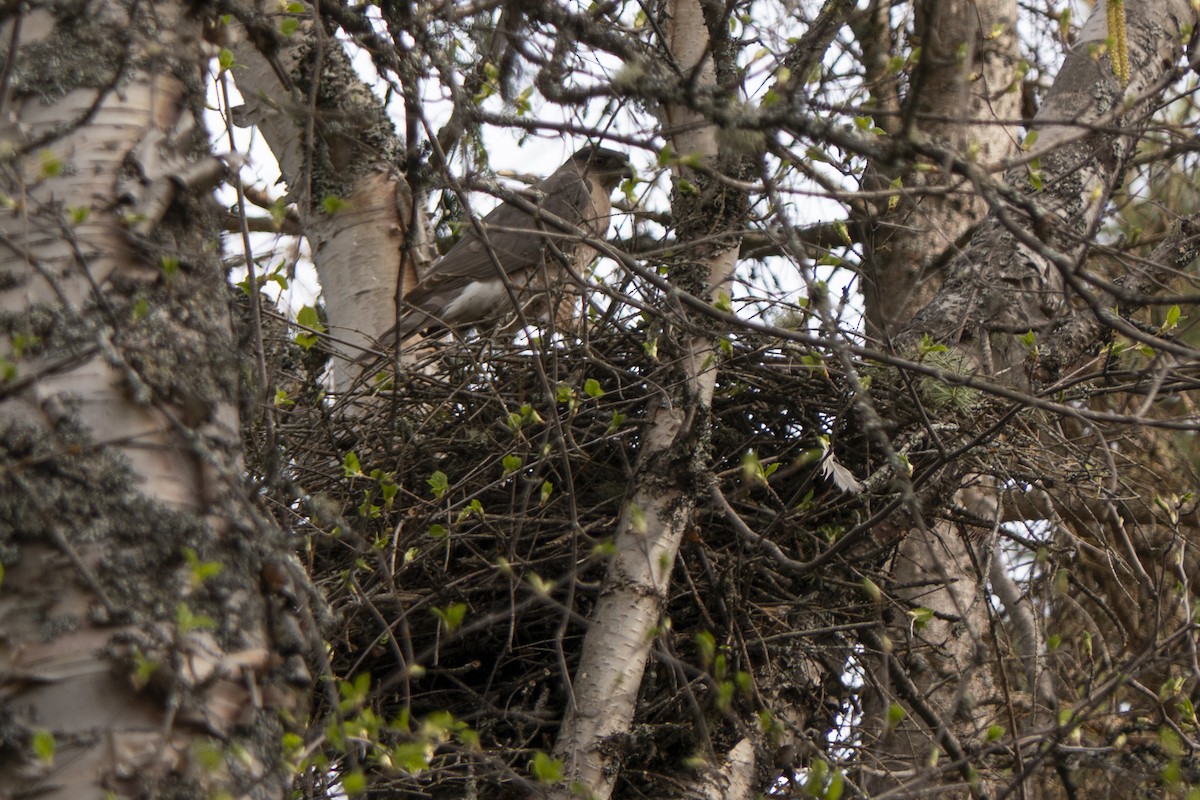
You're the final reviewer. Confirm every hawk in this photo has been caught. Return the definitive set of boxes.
[378,146,633,348]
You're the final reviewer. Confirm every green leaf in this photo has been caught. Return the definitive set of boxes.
[218,48,235,74]
[31,729,55,764]
[583,378,603,398]
[182,547,223,587]
[428,523,448,540]
[428,470,449,500]
[1164,304,1183,332]
[530,751,564,784]
[68,205,89,225]
[159,255,179,279]
[341,769,366,795]
[502,454,523,475]
[917,333,948,355]
[280,17,299,36]
[886,702,905,730]
[343,451,363,477]
[38,149,63,178]
[393,741,433,774]
[527,573,555,595]
[433,602,467,632]
[805,758,828,794]
[833,219,851,245]
[539,480,553,505]
[295,304,325,350]
[456,498,484,522]
[825,770,845,800]
[321,195,350,215]
[713,290,733,313]
[176,603,215,632]
[986,724,1005,741]
[909,606,934,630]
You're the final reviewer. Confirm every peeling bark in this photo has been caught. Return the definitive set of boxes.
[0,4,305,798]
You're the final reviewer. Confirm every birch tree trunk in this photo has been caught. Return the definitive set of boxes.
[226,5,431,390]
[550,0,748,795]
[0,4,307,798]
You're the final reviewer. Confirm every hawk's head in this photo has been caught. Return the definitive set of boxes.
[571,146,634,191]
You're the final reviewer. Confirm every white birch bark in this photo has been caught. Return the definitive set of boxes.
[549,0,746,796]
[0,4,302,798]
[227,13,430,391]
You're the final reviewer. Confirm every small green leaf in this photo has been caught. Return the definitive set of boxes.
[280,17,299,36]
[909,606,934,630]
[38,149,63,178]
[183,547,223,587]
[218,48,235,74]
[343,451,363,477]
[31,729,55,764]
[583,378,603,398]
[539,480,553,504]
[393,741,433,774]
[428,523,448,540]
[530,751,564,784]
[321,195,350,215]
[433,602,467,632]
[68,205,89,225]
[917,333,948,356]
[502,454,523,475]
[341,769,366,795]
[833,219,851,245]
[295,305,325,350]
[713,290,733,313]
[160,255,179,279]
[527,573,555,595]
[986,724,1005,741]
[1163,304,1183,332]
[176,603,215,632]
[428,470,449,500]
[886,702,905,730]
[456,498,484,522]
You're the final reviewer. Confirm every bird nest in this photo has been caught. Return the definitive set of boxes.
[239,302,1082,796]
